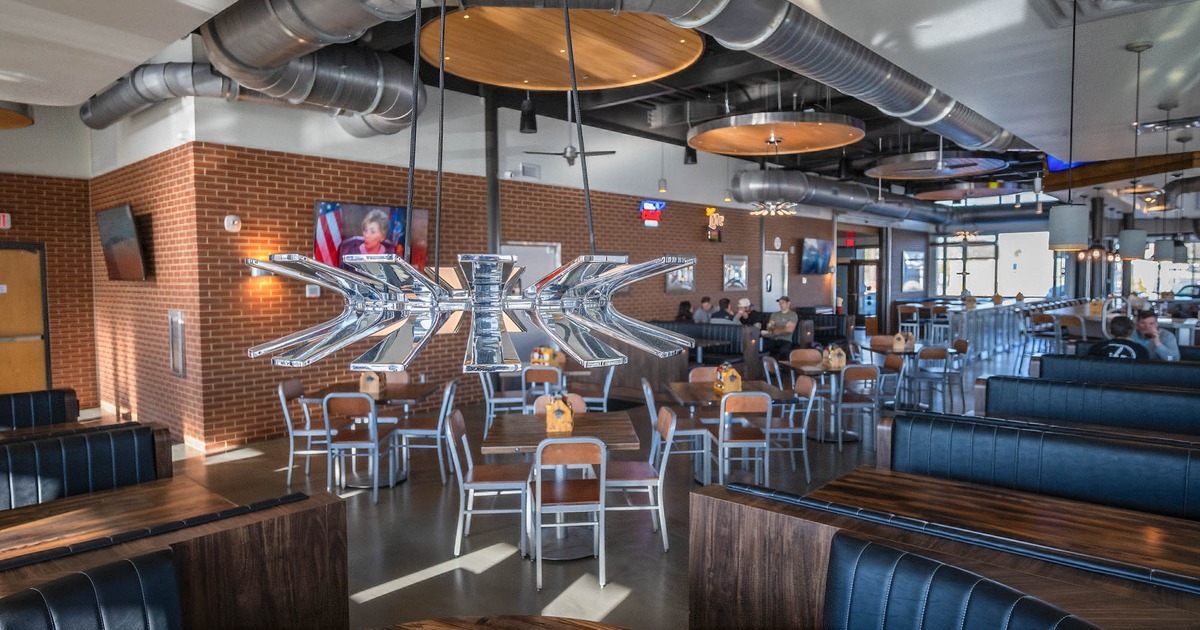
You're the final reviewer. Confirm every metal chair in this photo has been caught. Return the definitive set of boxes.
[445,408,530,557]
[688,366,719,383]
[642,378,709,483]
[879,352,908,410]
[908,347,950,412]
[837,364,881,453]
[898,304,923,340]
[478,372,524,438]
[783,375,824,483]
[277,379,334,488]
[323,392,398,504]
[522,366,564,412]
[531,393,587,416]
[605,406,676,551]
[575,365,615,412]
[710,391,769,486]
[391,378,457,485]
[927,305,951,345]
[530,436,607,590]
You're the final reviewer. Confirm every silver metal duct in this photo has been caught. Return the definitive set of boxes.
[732,170,951,224]
[947,206,1048,225]
[81,64,236,130]
[463,0,1025,152]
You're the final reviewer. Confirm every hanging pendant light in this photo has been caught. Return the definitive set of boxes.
[519,91,537,134]
[1119,228,1147,260]
[1119,42,1152,261]
[1050,1,1086,253]
[657,144,668,193]
[1172,240,1189,264]
[1154,237,1176,261]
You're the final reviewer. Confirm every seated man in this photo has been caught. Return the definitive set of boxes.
[711,297,737,323]
[1131,309,1180,361]
[762,297,799,360]
[735,298,767,328]
[693,296,715,323]
[1087,315,1148,359]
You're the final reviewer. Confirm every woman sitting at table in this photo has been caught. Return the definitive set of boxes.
[676,301,694,323]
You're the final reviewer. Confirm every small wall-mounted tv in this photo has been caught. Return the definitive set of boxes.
[96,204,148,281]
[799,238,833,274]
[313,202,429,271]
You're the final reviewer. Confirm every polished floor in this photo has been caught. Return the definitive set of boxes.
[171,352,1018,629]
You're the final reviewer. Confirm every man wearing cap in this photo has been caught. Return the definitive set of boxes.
[763,297,799,359]
[1132,309,1180,361]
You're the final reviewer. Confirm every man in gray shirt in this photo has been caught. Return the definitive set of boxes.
[1131,309,1180,361]
[693,296,715,323]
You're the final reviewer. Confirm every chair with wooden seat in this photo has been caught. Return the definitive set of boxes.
[522,366,564,412]
[605,405,676,551]
[788,347,832,393]
[391,378,457,485]
[897,304,923,340]
[642,378,709,482]
[531,393,587,416]
[927,305,951,345]
[381,370,412,418]
[573,365,615,413]
[879,352,908,410]
[783,375,825,483]
[1057,314,1088,348]
[710,391,770,486]
[688,366,719,383]
[530,436,607,590]
[445,408,530,557]
[862,335,894,365]
[323,392,399,504]
[837,364,881,452]
[761,356,785,388]
[277,378,334,488]
[908,347,950,412]
[479,372,524,438]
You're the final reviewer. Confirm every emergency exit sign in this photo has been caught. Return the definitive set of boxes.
[0,212,11,230]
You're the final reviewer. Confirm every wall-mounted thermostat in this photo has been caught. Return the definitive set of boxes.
[305,284,321,299]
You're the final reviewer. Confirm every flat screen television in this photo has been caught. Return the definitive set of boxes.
[96,204,147,281]
[799,238,833,274]
[313,202,429,271]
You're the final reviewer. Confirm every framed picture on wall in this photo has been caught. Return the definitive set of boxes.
[723,255,748,291]
[902,250,926,293]
[665,254,695,293]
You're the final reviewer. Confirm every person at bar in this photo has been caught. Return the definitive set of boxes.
[1131,309,1180,361]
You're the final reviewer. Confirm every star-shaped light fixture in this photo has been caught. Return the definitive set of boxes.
[748,201,798,216]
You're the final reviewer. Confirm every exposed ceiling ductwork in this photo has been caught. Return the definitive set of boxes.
[464,0,1028,152]
[731,169,951,225]
[81,0,429,136]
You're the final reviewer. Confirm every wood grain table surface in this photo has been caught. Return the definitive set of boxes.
[0,476,236,563]
[381,616,629,630]
[481,411,639,455]
[0,417,137,445]
[668,380,789,406]
[313,381,442,406]
[807,467,1200,580]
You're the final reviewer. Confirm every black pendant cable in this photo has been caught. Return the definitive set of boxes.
[433,0,448,280]
[1065,0,1078,205]
[563,1,597,255]
[404,5,423,259]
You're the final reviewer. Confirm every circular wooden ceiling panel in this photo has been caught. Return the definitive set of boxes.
[419,8,703,91]
[687,112,865,155]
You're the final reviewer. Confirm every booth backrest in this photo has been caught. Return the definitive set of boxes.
[0,548,182,630]
[0,389,78,431]
[984,376,1200,435]
[823,532,1099,630]
[1040,353,1200,389]
[1075,340,1200,362]
[0,425,160,511]
[649,321,747,364]
[888,412,1200,519]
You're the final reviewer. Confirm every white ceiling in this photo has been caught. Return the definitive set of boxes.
[3,0,1198,173]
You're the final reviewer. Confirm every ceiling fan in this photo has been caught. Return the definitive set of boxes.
[524,94,616,166]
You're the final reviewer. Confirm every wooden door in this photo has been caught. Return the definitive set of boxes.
[0,245,49,394]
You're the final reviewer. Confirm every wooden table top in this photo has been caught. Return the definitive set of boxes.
[313,381,442,405]
[668,380,789,406]
[481,411,639,454]
[0,417,137,445]
[807,467,1200,581]
[0,476,236,563]
[383,616,629,630]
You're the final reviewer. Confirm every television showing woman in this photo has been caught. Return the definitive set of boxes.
[337,208,400,270]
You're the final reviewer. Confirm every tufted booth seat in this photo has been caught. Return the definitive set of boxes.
[0,548,182,630]
[984,376,1200,435]
[884,412,1200,520]
[0,425,161,511]
[650,320,751,364]
[0,389,78,431]
[1074,340,1200,362]
[1038,353,1200,389]
[824,532,1099,630]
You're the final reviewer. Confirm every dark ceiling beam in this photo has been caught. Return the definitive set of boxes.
[577,52,781,111]
[1043,151,1200,191]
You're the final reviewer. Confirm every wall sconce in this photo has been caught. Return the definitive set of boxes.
[519,92,537,134]
[250,266,273,277]
[224,214,243,233]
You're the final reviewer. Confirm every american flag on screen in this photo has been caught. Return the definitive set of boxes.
[314,202,342,266]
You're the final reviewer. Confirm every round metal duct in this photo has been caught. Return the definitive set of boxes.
[864,150,1007,180]
[687,111,865,156]
[0,101,33,129]
[914,181,1024,201]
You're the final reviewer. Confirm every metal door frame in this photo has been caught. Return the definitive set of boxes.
[761,250,789,308]
[0,242,52,388]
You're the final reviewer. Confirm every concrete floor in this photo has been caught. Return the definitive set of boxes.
[171,353,1015,629]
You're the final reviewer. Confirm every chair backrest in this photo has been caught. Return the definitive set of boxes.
[536,437,605,467]
[445,408,472,478]
[1031,313,1055,325]
[918,347,948,361]
[761,356,782,387]
[649,406,678,471]
[641,378,657,429]
[524,366,562,385]
[841,364,880,398]
[689,366,719,383]
[867,335,893,351]
[882,353,905,373]
[435,378,459,425]
[477,372,495,399]
[952,338,969,355]
[323,392,377,440]
[277,379,311,435]
[1058,314,1087,340]
[932,305,949,317]
[532,393,586,415]
[598,365,615,395]
[898,305,920,321]
[788,348,822,365]
[720,390,771,415]
[384,370,410,385]
[794,375,817,399]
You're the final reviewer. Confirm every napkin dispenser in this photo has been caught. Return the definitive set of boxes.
[358,371,382,395]
[1088,299,1103,316]
[714,363,743,396]
[1015,292,1025,302]
[544,395,574,433]
[992,293,1003,305]
[963,296,977,310]
[892,332,915,352]
[531,346,559,367]
[823,346,847,370]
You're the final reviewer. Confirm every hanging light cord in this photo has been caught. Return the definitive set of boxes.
[1131,47,1141,216]
[563,1,597,255]
[1066,0,1078,204]
[404,4,423,255]
[433,0,448,280]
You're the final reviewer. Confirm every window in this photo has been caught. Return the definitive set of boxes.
[933,235,996,296]
[934,231,1057,297]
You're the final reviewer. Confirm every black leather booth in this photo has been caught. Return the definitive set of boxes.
[650,321,751,364]
[0,425,160,511]
[824,533,1098,630]
[0,549,182,630]
[0,388,79,431]
[884,412,1200,519]
[1039,353,1200,389]
[1075,340,1200,362]
[984,376,1200,435]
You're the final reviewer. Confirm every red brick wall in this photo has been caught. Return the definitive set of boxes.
[765,216,836,308]
[0,173,97,407]
[90,145,205,445]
